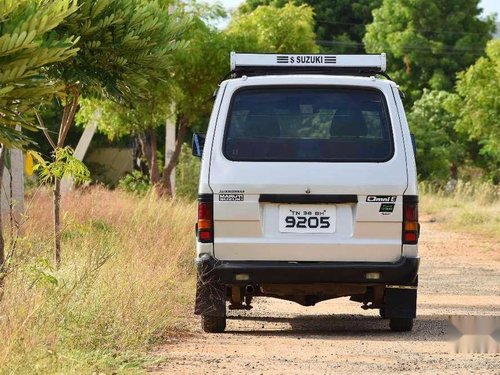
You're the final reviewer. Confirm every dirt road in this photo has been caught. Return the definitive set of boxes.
[153,221,500,374]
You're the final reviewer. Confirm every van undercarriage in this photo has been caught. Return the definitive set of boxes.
[195,254,419,332]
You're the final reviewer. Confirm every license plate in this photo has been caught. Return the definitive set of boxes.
[278,204,336,233]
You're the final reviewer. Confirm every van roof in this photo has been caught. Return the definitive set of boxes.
[223,74,398,89]
[230,52,388,79]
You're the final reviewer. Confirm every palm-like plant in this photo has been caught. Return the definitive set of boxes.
[0,0,78,147]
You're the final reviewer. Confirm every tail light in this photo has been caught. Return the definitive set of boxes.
[403,196,419,244]
[197,194,213,243]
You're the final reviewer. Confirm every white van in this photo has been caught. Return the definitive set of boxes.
[193,53,420,333]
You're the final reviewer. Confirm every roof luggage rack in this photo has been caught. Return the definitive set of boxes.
[229,52,387,78]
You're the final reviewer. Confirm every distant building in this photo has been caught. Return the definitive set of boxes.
[84,147,133,185]
[494,22,500,39]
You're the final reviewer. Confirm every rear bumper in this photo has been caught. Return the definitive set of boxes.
[196,255,420,285]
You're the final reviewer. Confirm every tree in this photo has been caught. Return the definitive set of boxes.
[449,40,500,183]
[77,4,230,196]
[41,0,187,268]
[228,2,319,53]
[407,90,464,181]
[159,7,231,196]
[0,0,79,290]
[239,0,381,53]
[77,85,171,188]
[364,0,495,103]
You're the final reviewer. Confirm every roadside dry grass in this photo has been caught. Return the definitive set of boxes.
[0,187,196,374]
[420,181,500,236]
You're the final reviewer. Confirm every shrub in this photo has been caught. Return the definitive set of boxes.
[118,171,151,195]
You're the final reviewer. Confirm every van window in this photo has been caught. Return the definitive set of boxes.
[224,87,394,162]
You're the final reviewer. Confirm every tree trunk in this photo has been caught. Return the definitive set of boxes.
[51,85,79,269]
[149,128,160,185]
[53,178,61,269]
[158,115,188,197]
[450,163,458,180]
[0,148,5,298]
[138,134,152,176]
[138,131,160,185]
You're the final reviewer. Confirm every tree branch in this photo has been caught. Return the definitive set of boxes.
[34,110,57,150]
[58,88,80,147]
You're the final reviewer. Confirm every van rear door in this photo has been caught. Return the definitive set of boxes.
[209,78,408,262]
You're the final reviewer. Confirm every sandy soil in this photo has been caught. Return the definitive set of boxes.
[152,221,500,374]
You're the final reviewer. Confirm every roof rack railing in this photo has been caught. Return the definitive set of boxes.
[229,52,387,77]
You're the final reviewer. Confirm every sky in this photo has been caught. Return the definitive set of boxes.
[202,0,500,20]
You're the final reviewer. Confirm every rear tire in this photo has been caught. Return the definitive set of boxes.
[201,315,226,333]
[389,317,413,332]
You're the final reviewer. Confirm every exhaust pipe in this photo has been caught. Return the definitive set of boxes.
[245,284,255,294]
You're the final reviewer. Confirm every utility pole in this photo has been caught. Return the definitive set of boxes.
[165,113,176,196]
[1,148,24,216]
[61,109,101,193]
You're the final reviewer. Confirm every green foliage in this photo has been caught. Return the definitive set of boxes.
[407,90,464,180]
[32,146,90,184]
[80,0,318,145]
[76,97,169,141]
[364,0,495,103]
[240,0,382,53]
[118,170,151,194]
[76,3,227,140]
[0,0,79,147]
[50,0,188,104]
[175,144,200,200]
[27,257,59,288]
[228,2,319,53]
[449,40,500,183]
[171,7,231,125]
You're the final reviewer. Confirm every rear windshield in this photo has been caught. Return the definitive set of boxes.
[223,87,394,162]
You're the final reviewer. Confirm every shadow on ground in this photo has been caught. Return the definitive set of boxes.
[225,314,449,341]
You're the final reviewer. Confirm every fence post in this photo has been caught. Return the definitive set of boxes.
[1,149,24,218]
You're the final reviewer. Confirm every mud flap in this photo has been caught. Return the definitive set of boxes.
[194,259,226,317]
[383,287,417,319]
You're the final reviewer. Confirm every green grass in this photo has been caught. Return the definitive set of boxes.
[0,187,196,374]
[420,181,500,236]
